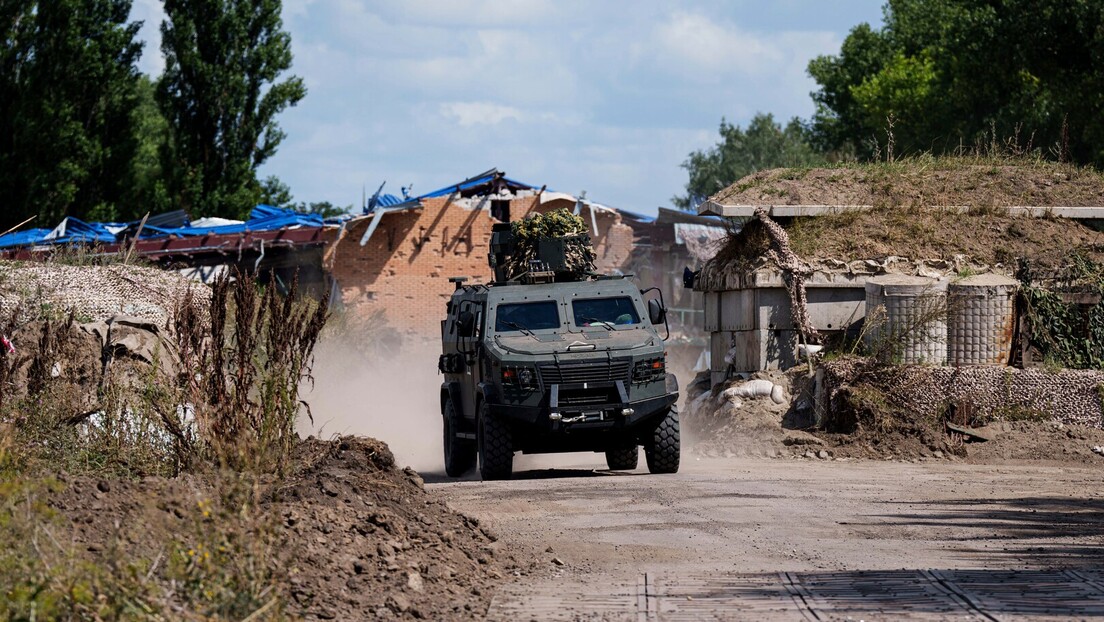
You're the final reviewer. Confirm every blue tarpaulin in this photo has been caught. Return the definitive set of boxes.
[0,228,52,248]
[417,170,539,199]
[0,205,324,250]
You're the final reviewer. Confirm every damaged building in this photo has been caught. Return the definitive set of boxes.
[323,169,636,337]
[0,169,723,360]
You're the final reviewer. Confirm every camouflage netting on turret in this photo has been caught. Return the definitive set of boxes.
[504,208,596,280]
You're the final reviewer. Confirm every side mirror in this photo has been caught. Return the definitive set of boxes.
[456,311,476,338]
[647,299,667,325]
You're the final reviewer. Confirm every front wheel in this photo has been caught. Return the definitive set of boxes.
[478,401,513,480]
[443,397,476,477]
[605,446,639,470]
[645,406,680,474]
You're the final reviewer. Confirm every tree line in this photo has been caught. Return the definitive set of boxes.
[0,0,307,231]
[676,0,1104,209]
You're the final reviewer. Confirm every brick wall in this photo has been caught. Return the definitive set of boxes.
[324,194,634,338]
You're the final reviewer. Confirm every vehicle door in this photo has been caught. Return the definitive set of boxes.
[455,298,485,419]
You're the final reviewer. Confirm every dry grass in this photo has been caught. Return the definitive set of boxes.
[711,154,1104,207]
[710,156,1104,270]
[0,264,329,619]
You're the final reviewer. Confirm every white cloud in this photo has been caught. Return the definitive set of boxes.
[439,102,526,127]
[130,1,883,213]
[654,11,783,76]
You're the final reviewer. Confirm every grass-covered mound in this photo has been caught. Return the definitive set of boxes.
[707,156,1104,272]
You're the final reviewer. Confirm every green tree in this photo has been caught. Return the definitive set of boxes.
[674,113,823,210]
[158,0,306,220]
[291,201,350,219]
[0,0,144,229]
[122,76,174,217]
[809,0,1104,165]
[259,175,293,207]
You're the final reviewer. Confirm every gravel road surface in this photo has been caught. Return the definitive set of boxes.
[429,456,1104,620]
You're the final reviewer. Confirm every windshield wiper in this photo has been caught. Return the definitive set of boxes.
[578,316,614,330]
[501,320,535,337]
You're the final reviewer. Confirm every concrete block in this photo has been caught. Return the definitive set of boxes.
[806,287,867,332]
[728,328,800,373]
[709,331,733,375]
[703,291,720,332]
[720,289,755,331]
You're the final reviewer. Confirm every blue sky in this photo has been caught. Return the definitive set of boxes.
[130,1,885,215]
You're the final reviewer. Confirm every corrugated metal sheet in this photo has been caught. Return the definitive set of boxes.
[0,204,325,250]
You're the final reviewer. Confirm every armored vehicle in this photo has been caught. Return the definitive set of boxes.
[438,220,679,480]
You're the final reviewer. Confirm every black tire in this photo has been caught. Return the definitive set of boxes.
[645,406,680,474]
[478,401,513,480]
[605,446,639,470]
[443,397,476,477]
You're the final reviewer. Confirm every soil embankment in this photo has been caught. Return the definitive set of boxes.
[49,436,523,620]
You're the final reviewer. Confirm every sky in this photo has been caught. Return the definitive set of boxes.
[130,1,885,216]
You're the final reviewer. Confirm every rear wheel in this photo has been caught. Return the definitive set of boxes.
[478,401,513,480]
[645,406,680,474]
[443,397,476,477]
[605,446,639,470]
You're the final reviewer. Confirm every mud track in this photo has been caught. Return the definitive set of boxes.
[429,456,1104,620]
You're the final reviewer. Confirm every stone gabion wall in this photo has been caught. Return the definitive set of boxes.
[822,359,1104,429]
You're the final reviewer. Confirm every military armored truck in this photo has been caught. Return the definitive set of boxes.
[438,219,680,480]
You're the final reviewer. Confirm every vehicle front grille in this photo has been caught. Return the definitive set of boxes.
[538,360,630,385]
[559,393,609,406]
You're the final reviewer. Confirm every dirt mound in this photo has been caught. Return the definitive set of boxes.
[0,260,210,326]
[706,161,1104,272]
[686,369,1104,466]
[712,161,1104,208]
[48,436,521,620]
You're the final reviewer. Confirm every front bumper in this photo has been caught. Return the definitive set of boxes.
[489,382,677,432]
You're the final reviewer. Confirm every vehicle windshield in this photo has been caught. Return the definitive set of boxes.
[572,297,640,327]
[495,301,560,332]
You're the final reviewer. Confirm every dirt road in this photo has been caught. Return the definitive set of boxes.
[429,456,1104,620]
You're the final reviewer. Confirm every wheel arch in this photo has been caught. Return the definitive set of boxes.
[441,382,463,416]
[477,381,500,407]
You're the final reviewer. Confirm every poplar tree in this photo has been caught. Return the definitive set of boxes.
[158,0,306,219]
[0,0,143,229]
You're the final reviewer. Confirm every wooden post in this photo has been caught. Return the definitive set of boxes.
[123,212,149,265]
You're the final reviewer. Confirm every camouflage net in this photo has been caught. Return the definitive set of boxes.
[505,209,596,280]
[0,261,211,329]
[755,207,820,343]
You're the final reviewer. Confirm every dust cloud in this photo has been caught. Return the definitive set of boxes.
[299,335,694,475]
[298,338,445,473]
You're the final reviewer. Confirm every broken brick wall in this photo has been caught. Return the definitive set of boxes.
[323,195,635,339]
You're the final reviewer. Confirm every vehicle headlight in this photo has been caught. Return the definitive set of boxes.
[632,358,666,383]
[502,366,538,390]
[519,368,534,386]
